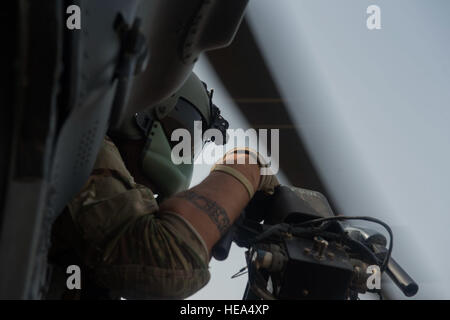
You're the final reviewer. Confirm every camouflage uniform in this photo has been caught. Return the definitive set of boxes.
[48,137,210,299]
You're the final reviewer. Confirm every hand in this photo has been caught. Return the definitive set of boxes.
[257,170,280,195]
[214,148,280,196]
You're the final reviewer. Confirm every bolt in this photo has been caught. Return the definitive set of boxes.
[313,236,328,258]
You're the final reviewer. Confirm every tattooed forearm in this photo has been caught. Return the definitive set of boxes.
[175,190,231,236]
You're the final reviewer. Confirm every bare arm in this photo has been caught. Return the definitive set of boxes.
[159,153,260,253]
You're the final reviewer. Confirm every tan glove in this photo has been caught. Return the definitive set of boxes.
[211,148,280,198]
[257,169,280,195]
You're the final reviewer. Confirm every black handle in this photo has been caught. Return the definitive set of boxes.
[386,257,419,297]
[212,226,235,261]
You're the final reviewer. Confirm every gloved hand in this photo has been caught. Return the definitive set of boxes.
[211,148,280,198]
[258,170,280,195]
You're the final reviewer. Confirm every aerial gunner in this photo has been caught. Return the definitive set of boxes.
[47,72,279,299]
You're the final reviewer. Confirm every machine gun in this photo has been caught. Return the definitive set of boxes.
[212,185,418,300]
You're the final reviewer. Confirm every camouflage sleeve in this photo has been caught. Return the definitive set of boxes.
[67,138,210,299]
[94,211,210,299]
